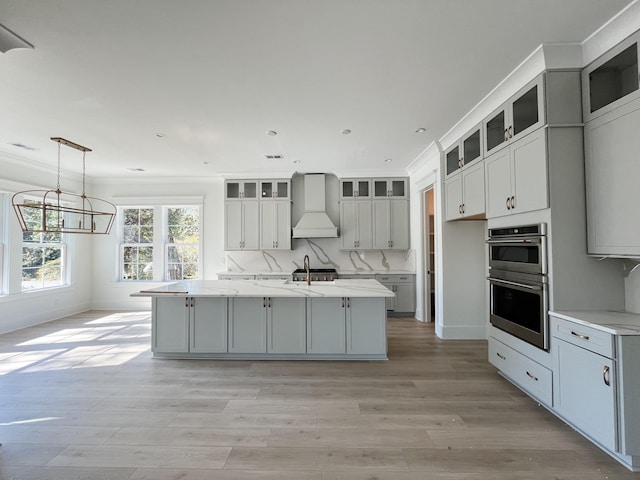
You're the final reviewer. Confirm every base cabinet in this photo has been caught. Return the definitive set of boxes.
[306,297,346,354]
[267,297,306,354]
[376,274,415,314]
[190,297,228,353]
[229,298,266,353]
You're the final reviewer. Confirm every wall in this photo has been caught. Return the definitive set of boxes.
[0,154,93,334]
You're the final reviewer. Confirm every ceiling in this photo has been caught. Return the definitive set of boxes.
[0,0,634,179]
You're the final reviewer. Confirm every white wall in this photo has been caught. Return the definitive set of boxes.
[89,177,226,310]
[0,154,93,334]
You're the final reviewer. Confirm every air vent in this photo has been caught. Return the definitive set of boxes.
[265,154,284,160]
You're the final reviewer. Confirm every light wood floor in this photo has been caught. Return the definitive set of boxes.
[0,311,638,479]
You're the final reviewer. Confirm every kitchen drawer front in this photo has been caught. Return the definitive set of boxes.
[339,274,377,280]
[218,274,256,280]
[551,316,613,359]
[376,274,414,283]
[489,337,552,406]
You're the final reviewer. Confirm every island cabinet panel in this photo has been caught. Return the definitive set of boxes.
[229,298,267,353]
[306,297,346,354]
[190,297,228,353]
[153,297,190,353]
[268,297,306,354]
[346,297,386,355]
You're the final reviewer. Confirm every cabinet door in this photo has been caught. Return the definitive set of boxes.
[260,202,276,250]
[229,298,266,353]
[461,162,485,218]
[395,283,415,313]
[585,98,640,255]
[242,201,260,250]
[190,297,228,353]
[462,127,482,168]
[555,339,616,451]
[274,201,291,250]
[268,297,306,354]
[153,297,189,353]
[444,174,463,221]
[445,144,461,176]
[372,200,390,249]
[510,75,545,142]
[224,201,243,250]
[389,200,409,250]
[340,201,358,249]
[306,298,346,354]
[511,128,548,214]
[484,148,512,218]
[346,297,386,355]
[356,201,373,249]
[484,106,508,156]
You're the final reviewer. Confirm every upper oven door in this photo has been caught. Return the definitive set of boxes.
[487,237,546,275]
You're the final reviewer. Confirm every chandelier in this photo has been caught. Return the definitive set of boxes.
[12,137,116,234]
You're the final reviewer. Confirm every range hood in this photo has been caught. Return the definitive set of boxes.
[292,174,338,238]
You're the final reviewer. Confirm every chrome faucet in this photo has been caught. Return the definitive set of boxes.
[303,255,311,285]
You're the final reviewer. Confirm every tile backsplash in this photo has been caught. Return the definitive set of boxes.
[225,238,415,274]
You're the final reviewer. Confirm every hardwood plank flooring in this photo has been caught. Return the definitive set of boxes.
[1,312,639,479]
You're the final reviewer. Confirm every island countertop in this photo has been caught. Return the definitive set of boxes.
[132,279,395,298]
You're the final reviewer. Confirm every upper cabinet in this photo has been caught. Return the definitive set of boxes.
[340,179,371,199]
[372,178,408,199]
[583,31,640,123]
[484,75,546,157]
[445,125,483,177]
[260,180,290,200]
[225,180,258,200]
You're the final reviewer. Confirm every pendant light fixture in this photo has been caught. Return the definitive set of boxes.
[12,137,116,234]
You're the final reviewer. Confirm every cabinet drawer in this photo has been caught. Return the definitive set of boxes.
[551,316,613,359]
[376,274,414,283]
[489,337,552,406]
[218,274,256,280]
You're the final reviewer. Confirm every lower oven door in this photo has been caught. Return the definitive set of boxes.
[488,271,548,350]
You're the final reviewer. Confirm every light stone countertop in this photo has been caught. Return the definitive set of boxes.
[133,279,395,298]
[217,270,415,277]
[551,310,640,335]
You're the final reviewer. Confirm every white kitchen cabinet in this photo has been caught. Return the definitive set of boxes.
[224,199,259,250]
[225,180,258,200]
[444,161,485,221]
[153,297,227,354]
[372,199,409,250]
[228,297,267,353]
[218,273,256,280]
[484,75,546,156]
[445,125,483,177]
[582,31,640,122]
[190,297,228,353]
[340,179,371,199]
[584,96,640,256]
[346,297,386,355]
[259,179,290,200]
[376,274,415,314]
[485,127,547,218]
[340,200,372,250]
[260,200,291,250]
[306,297,346,354]
[372,178,408,199]
[267,297,306,354]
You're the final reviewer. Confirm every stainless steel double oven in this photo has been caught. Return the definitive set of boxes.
[487,223,549,350]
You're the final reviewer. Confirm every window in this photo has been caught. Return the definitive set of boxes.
[121,207,154,281]
[21,199,66,291]
[120,205,200,281]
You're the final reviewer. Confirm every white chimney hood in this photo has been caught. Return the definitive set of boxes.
[292,174,338,238]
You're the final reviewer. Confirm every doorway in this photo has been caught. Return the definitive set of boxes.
[423,187,436,322]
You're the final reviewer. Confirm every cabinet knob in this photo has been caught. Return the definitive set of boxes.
[459,205,463,214]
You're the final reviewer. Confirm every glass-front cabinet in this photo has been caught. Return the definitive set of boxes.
[340,179,371,199]
[445,125,483,177]
[372,178,407,198]
[484,75,546,156]
[583,31,640,122]
[260,180,290,200]
[225,180,257,200]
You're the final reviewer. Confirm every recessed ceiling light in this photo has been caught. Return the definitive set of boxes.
[341,129,352,135]
[266,130,278,136]
[384,158,393,163]
[415,127,426,133]
[155,133,166,138]
[127,168,146,172]
[293,160,301,164]
[203,161,210,165]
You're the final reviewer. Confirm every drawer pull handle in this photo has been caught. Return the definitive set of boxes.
[526,371,539,382]
[496,352,506,360]
[603,365,611,387]
[570,330,590,341]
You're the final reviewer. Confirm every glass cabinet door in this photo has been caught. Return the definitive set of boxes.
[446,145,460,175]
[226,182,241,199]
[261,182,273,198]
[512,85,539,136]
[243,181,257,199]
[391,180,405,197]
[276,181,289,198]
[589,43,639,114]
[374,180,388,197]
[357,180,370,198]
[485,110,506,154]
[463,129,481,167]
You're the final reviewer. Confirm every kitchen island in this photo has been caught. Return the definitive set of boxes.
[133,279,394,360]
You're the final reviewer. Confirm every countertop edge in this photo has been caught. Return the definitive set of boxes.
[550,310,640,335]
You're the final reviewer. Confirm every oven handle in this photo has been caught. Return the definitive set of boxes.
[486,238,543,245]
[487,276,543,291]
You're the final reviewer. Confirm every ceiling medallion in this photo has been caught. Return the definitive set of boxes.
[12,137,116,235]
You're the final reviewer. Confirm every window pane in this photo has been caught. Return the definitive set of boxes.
[139,226,153,243]
[123,225,139,243]
[138,246,153,263]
